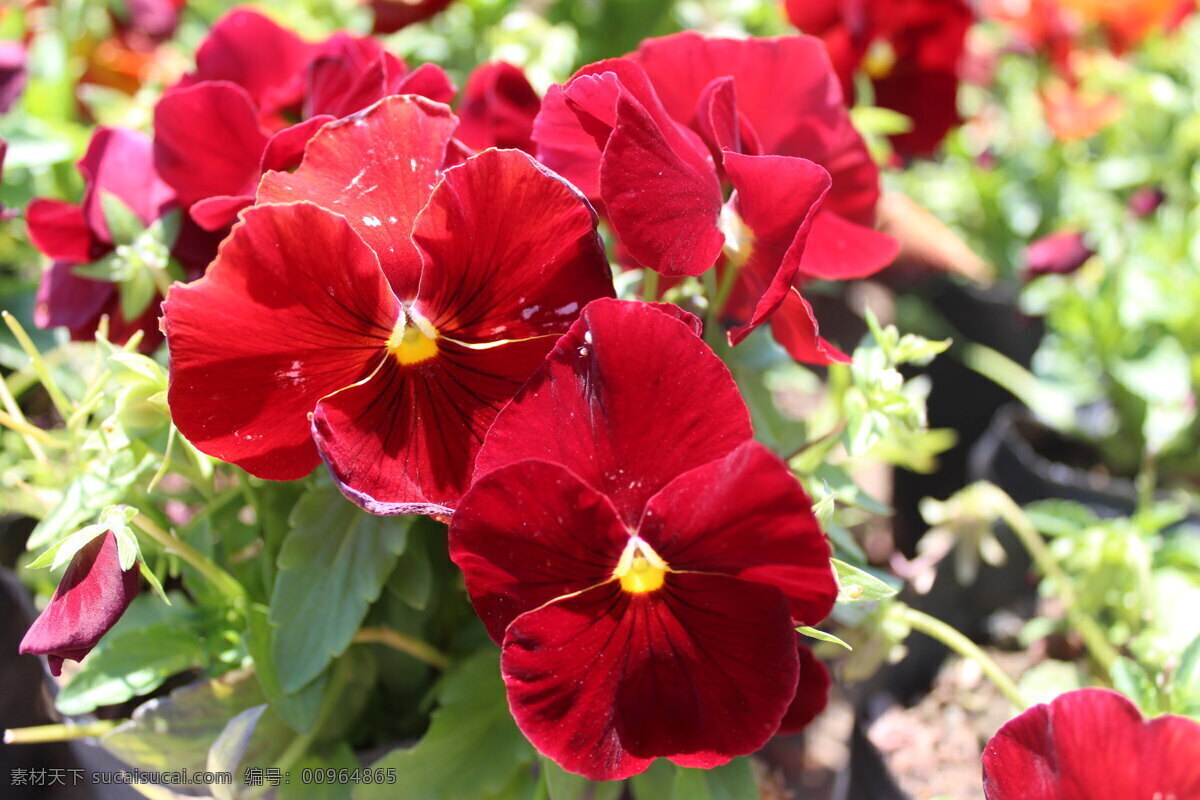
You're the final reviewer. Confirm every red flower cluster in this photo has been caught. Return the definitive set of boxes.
[153,8,457,232]
[19,531,141,677]
[533,33,897,363]
[26,127,217,348]
[785,0,975,156]
[982,688,1200,799]
[450,299,837,779]
[163,96,613,513]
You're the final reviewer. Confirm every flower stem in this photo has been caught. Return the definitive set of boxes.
[352,626,451,670]
[4,721,118,744]
[132,514,247,608]
[890,603,1029,711]
[642,269,659,303]
[991,492,1120,672]
[0,409,63,448]
[2,311,73,421]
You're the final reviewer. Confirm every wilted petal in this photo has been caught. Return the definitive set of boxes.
[412,148,613,343]
[502,574,799,780]
[164,203,397,480]
[19,531,141,677]
[449,459,628,643]
[475,299,752,526]
[258,95,457,298]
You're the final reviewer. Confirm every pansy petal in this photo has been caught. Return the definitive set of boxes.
[640,440,836,625]
[258,95,457,298]
[982,688,1200,800]
[412,148,612,343]
[164,203,396,481]
[369,0,454,34]
[455,61,541,153]
[78,128,175,239]
[313,336,552,514]
[261,115,336,173]
[395,63,458,106]
[601,92,724,277]
[502,573,799,780]
[532,84,604,201]
[694,76,742,158]
[797,209,898,281]
[449,458,629,643]
[189,195,254,232]
[723,151,831,346]
[769,288,851,366]
[184,8,310,115]
[154,82,271,208]
[475,299,753,526]
[26,199,97,263]
[35,262,113,332]
[779,642,832,734]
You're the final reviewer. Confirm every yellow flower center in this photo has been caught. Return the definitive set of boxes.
[387,309,439,366]
[864,39,897,80]
[614,537,669,594]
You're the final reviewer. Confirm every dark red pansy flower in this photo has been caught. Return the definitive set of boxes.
[780,642,832,733]
[25,127,217,349]
[153,8,455,232]
[369,0,455,33]
[982,688,1200,799]
[449,299,837,780]
[533,34,896,364]
[163,95,613,515]
[0,40,27,113]
[1128,186,1165,218]
[454,61,540,154]
[1023,229,1093,278]
[785,0,974,157]
[19,531,141,677]
[115,0,187,42]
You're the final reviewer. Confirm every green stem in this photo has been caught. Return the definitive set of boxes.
[642,269,659,303]
[891,604,1028,710]
[352,626,452,670]
[993,492,1121,672]
[132,514,247,608]
[5,721,118,744]
[2,311,73,421]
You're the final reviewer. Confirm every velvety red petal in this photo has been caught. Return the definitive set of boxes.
[694,76,743,158]
[394,63,458,106]
[502,573,799,780]
[532,84,605,201]
[983,688,1200,800]
[633,33,880,225]
[797,209,898,281]
[183,8,311,116]
[369,0,454,34]
[78,128,175,241]
[19,531,141,677]
[723,151,831,346]
[779,642,831,734]
[600,91,724,277]
[639,439,836,625]
[189,195,253,232]
[455,61,541,153]
[475,299,753,526]
[164,203,397,481]
[26,199,98,263]
[154,82,271,209]
[303,35,393,120]
[768,288,851,366]
[257,95,457,299]
[874,69,962,157]
[34,261,113,333]
[448,459,628,643]
[261,116,336,174]
[312,335,553,514]
[412,148,612,343]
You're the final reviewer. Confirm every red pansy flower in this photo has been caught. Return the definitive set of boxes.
[533,34,896,364]
[982,688,1200,799]
[115,0,188,42]
[153,8,455,232]
[785,0,974,157]
[25,127,217,348]
[454,61,540,154]
[19,531,141,677]
[369,0,455,33]
[449,299,837,779]
[163,95,613,515]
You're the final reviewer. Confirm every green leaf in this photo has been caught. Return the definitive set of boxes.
[120,265,157,321]
[100,189,146,245]
[796,626,853,651]
[541,758,587,800]
[832,558,899,603]
[246,603,327,734]
[281,745,360,800]
[1171,634,1200,717]
[1111,658,1160,715]
[209,705,267,800]
[27,523,106,569]
[57,624,207,715]
[1024,499,1101,537]
[270,486,411,692]
[357,650,534,800]
[629,759,675,800]
[673,759,758,800]
[101,670,292,781]
[386,524,434,611]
